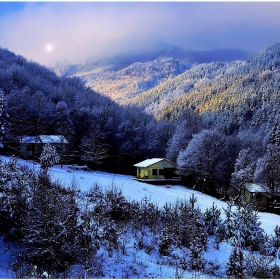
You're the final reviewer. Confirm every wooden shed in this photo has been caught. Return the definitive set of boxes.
[133,158,180,184]
[19,136,41,157]
[242,183,270,210]
[19,135,68,158]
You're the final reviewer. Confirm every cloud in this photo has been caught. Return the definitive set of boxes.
[0,2,280,66]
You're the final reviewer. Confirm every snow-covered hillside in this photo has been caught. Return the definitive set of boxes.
[1,156,280,278]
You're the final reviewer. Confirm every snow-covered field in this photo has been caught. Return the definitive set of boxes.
[1,156,280,278]
[44,160,280,236]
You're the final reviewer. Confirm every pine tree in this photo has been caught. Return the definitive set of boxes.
[189,236,206,272]
[204,202,222,235]
[226,246,245,279]
[39,144,60,170]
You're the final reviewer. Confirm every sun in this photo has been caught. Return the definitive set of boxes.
[45,44,54,53]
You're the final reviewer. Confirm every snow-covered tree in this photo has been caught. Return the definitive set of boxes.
[80,125,109,169]
[158,226,175,256]
[39,144,60,170]
[20,171,81,275]
[166,110,201,162]
[254,144,280,199]
[55,101,73,136]
[177,129,228,194]
[204,202,222,236]
[0,156,32,242]
[231,148,257,189]
[189,235,206,272]
[217,202,265,250]
[0,89,10,148]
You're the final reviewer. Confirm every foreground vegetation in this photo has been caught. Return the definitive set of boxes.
[1,157,280,278]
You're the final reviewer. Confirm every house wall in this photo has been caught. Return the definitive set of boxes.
[244,190,269,209]
[137,161,177,179]
[20,143,41,157]
[137,167,149,178]
[20,143,67,158]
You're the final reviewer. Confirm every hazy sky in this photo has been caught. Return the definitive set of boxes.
[0,2,280,67]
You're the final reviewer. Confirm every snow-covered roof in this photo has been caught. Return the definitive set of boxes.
[246,183,266,193]
[19,135,68,144]
[20,136,40,144]
[39,135,68,144]
[134,158,176,168]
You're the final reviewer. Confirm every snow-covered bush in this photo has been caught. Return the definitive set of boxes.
[39,143,60,169]
[16,170,85,276]
[0,156,33,242]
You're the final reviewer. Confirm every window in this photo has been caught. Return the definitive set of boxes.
[26,144,32,152]
[256,193,261,201]
[152,169,158,176]
[159,169,164,176]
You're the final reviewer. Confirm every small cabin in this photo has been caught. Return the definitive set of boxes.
[19,135,68,158]
[133,158,180,184]
[242,183,270,210]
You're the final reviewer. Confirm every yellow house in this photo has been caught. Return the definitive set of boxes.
[133,158,178,181]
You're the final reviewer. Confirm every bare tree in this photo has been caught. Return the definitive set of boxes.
[80,125,109,169]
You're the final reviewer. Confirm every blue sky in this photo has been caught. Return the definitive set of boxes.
[0,2,280,66]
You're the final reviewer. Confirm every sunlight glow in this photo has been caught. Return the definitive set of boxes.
[45,44,54,53]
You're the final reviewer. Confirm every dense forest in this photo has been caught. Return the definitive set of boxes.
[0,47,174,175]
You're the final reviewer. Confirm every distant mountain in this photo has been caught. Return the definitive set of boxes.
[53,46,251,77]
[75,57,192,102]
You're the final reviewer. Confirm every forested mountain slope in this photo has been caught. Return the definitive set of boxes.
[76,57,192,102]
[0,47,173,174]
[125,43,280,143]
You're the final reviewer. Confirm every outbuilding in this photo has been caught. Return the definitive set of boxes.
[242,183,270,210]
[19,135,68,158]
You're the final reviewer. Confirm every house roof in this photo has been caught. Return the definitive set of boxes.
[39,135,68,144]
[20,136,41,144]
[133,158,176,168]
[19,135,68,144]
[246,183,266,193]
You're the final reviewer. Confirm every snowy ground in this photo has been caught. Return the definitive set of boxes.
[45,161,280,236]
[1,156,280,278]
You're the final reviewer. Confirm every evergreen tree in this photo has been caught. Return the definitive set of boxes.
[218,201,265,250]
[204,202,222,236]
[226,246,245,279]
[189,235,206,272]
[39,144,60,170]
